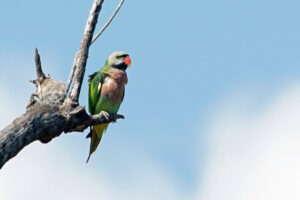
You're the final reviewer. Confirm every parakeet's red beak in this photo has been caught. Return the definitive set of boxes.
[124,56,131,67]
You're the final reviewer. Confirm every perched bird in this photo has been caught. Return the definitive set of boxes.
[86,52,131,162]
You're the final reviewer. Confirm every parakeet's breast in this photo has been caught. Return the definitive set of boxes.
[97,69,127,114]
[102,76,125,102]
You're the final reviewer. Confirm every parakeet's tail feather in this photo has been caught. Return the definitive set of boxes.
[86,123,108,163]
[86,153,92,163]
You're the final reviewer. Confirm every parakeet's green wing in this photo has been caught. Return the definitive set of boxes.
[87,70,108,163]
[88,71,103,115]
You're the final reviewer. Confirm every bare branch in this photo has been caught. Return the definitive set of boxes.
[91,0,125,44]
[69,0,104,102]
[0,103,123,169]
[64,51,79,96]
[34,48,45,80]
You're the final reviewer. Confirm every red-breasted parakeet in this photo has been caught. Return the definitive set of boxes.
[86,52,131,162]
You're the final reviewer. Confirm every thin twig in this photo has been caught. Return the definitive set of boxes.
[65,52,79,96]
[34,48,45,79]
[69,0,104,102]
[91,0,125,44]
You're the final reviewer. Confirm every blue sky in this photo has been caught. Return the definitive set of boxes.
[1,0,300,199]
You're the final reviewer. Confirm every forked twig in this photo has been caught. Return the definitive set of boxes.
[65,52,79,96]
[91,0,125,44]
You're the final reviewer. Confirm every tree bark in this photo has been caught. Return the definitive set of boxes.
[0,0,125,169]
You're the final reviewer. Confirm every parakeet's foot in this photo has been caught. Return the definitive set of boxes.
[100,110,110,121]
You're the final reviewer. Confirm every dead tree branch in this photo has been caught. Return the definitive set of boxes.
[34,48,46,80]
[0,0,125,169]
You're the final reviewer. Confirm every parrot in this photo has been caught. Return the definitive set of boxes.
[86,51,131,163]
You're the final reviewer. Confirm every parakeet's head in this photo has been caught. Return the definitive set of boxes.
[108,52,131,71]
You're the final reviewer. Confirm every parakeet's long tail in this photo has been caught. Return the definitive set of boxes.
[86,123,109,163]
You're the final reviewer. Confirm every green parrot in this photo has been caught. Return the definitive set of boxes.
[86,52,131,162]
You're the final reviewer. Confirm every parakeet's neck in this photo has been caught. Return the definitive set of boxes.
[106,68,128,84]
[101,63,128,84]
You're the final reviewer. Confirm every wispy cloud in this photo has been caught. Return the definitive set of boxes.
[197,82,300,200]
[0,141,185,200]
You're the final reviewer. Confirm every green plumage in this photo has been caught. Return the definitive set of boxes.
[88,70,103,115]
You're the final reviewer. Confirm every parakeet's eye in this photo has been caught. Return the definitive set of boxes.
[116,54,129,59]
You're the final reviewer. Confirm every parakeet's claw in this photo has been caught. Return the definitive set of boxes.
[100,110,110,121]
[116,114,125,119]
[110,113,125,123]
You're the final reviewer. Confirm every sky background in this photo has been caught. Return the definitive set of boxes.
[1,0,300,199]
